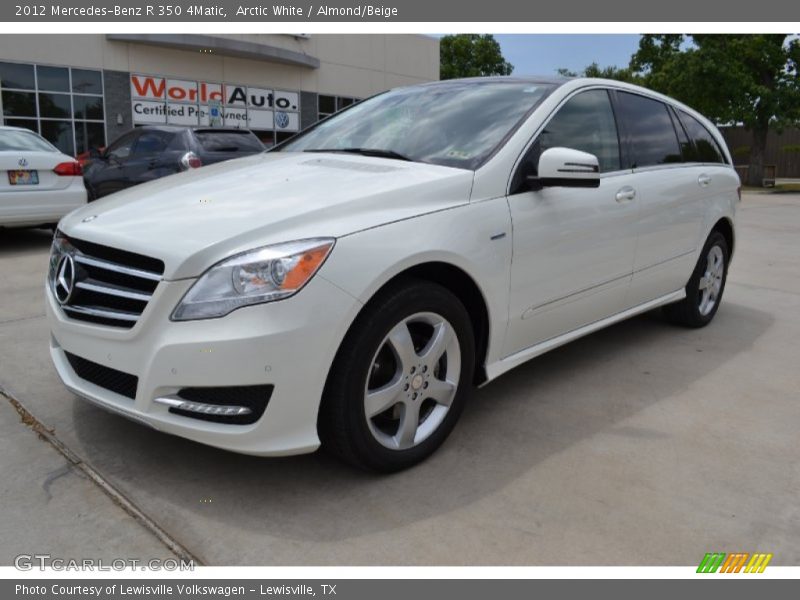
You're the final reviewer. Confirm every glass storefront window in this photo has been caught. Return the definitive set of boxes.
[36,65,70,92]
[0,62,35,90]
[38,92,71,119]
[40,120,74,155]
[318,95,336,115]
[71,69,102,94]
[2,90,37,117]
[74,121,108,153]
[73,95,103,120]
[0,61,105,156]
[318,94,360,121]
[3,118,38,134]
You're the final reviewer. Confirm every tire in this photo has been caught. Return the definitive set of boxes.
[319,279,475,472]
[663,231,729,328]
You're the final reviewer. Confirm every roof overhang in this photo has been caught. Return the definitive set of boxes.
[106,34,320,69]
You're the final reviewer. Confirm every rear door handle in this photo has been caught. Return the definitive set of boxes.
[698,174,711,187]
[615,187,636,203]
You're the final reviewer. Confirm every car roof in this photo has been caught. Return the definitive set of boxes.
[417,76,569,87]
[421,76,713,125]
[134,125,256,134]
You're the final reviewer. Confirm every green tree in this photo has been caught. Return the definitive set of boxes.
[440,34,513,80]
[556,62,637,83]
[631,34,800,186]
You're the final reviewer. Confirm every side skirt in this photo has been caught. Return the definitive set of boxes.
[483,289,686,384]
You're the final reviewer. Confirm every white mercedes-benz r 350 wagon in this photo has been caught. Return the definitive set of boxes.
[46,77,739,471]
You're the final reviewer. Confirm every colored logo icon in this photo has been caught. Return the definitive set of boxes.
[697,552,773,573]
[275,111,290,129]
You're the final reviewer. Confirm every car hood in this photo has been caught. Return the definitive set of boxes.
[60,152,474,279]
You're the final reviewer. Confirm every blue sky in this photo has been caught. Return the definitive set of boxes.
[494,34,641,77]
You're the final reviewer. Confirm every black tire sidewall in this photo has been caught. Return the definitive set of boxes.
[323,280,475,472]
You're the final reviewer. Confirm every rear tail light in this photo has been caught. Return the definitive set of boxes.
[179,151,202,170]
[53,161,83,176]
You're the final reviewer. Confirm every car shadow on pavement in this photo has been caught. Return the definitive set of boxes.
[67,299,773,560]
[0,228,53,255]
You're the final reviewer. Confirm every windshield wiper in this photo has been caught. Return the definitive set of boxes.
[303,148,412,162]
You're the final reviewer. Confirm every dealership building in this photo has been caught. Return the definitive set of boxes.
[0,34,439,155]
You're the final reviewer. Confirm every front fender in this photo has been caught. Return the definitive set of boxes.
[318,198,513,367]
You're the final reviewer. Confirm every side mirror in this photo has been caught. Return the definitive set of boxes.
[528,147,601,189]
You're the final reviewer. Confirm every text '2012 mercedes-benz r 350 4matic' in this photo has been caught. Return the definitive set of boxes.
[46,77,739,471]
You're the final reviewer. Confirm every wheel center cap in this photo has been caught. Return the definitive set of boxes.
[411,374,424,391]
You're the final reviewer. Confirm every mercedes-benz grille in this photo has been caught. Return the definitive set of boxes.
[50,233,165,329]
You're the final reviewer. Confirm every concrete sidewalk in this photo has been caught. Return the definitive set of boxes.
[0,391,179,565]
[0,229,184,565]
[0,194,798,565]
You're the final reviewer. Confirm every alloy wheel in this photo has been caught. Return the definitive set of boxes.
[698,245,724,316]
[363,312,461,450]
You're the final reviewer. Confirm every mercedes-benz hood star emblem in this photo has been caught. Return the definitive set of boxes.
[53,254,75,305]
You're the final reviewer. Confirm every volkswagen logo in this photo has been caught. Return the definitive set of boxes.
[53,254,76,305]
[18,157,28,167]
[275,111,290,129]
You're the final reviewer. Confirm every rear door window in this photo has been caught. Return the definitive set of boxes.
[615,92,682,168]
[193,130,264,153]
[678,111,727,164]
[132,131,174,156]
[106,131,138,160]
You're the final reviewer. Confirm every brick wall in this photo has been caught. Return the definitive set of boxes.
[102,69,133,144]
[300,91,318,131]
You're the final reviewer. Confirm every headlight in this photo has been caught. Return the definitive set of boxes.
[47,231,70,288]
[171,238,335,321]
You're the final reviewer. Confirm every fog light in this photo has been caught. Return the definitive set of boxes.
[153,396,251,416]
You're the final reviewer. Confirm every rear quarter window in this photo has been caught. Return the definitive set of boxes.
[193,131,265,153]
[678,111,728,164]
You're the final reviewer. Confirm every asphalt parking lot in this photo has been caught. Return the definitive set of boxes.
[1,191,799,566]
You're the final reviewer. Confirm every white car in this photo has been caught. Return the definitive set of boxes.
[46,78,739,471]
[0,126,87,228]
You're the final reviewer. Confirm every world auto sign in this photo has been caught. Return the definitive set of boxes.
[129,74,300,132]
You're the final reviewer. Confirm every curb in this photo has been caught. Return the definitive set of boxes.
[0,385,203,567]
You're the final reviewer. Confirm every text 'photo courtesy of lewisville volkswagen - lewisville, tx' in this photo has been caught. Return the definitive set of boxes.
[0,10,799,594]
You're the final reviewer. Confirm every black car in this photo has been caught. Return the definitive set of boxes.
[83,126,265,200]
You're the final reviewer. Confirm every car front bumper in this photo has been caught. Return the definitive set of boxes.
[46,274,361,456]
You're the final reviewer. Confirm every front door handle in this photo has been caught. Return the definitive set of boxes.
[615,187,636,203]
[698,173,711,187]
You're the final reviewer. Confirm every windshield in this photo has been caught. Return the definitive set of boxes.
[0,128,57,152]
[278,81,556,170]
